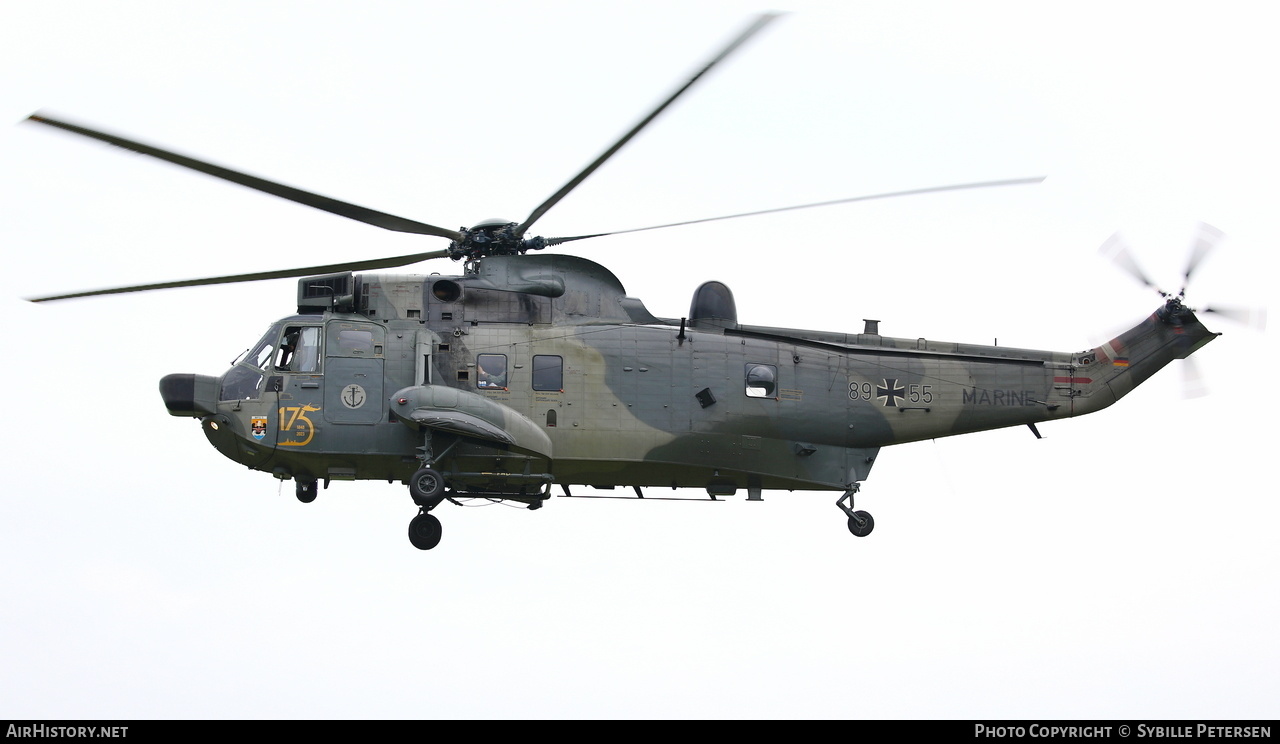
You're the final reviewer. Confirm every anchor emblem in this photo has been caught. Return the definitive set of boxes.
[341,384,367,409]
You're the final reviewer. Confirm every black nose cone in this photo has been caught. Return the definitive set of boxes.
[160,373,219,417]
[160,374,196,414]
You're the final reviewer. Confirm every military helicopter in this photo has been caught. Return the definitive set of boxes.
[23,13,1248,550]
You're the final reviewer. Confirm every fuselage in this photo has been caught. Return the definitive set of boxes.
[160,254,1216,497]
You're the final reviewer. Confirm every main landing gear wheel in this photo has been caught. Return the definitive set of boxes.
[836,488,874,538]
[408,512,442,550]
[296,479,318,503]
[409,467,446,504]
[847,510,874,537]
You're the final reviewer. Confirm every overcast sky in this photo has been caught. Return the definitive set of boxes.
[2,0,1277,719]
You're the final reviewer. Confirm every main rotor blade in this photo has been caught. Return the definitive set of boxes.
[26,248,451,302]
[515,12,781,238]
[543,177,1046,246]
[27,113,464,241]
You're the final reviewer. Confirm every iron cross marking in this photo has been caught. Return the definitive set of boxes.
[877,378,905,407]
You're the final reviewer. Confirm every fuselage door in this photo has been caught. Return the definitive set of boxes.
[323,321,386,425]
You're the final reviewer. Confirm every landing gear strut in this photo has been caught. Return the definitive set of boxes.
[406,432,452,550]
[406,473,446,551]
[836,486,874,538]
[407,467,447,550]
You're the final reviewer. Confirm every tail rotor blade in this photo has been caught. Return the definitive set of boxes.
[1201,304,1267,331]
[1100,232,1163,295]
[1182,357,1209,399]
[1183,222,1224,290]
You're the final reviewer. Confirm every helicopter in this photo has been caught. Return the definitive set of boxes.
[22,13,1244,551]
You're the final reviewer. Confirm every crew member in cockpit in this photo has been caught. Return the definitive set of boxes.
[277,332,299,371]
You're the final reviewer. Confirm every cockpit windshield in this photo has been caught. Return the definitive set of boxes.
[220,326,277,401]
[246,329,277,369]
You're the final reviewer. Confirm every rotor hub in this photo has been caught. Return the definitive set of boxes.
[1157,296,1193,325]
[447,221,549,261]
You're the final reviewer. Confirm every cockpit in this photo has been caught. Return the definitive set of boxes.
[219,320,323,401]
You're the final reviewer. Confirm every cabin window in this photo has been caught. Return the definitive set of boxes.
[745,363,777,398]
[276,326,322,372]
[337,330,374,356]
[326,322,385,358]
[477,354,508,389]
[532,355,563,391]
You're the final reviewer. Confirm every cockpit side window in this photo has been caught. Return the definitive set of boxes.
[276,326,322,372]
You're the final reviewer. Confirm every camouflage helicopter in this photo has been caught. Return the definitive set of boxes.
[24,14,1247,550]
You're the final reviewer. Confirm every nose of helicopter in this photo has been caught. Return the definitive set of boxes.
[159,373,220,417]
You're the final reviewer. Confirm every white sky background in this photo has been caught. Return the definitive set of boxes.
[1,0,1277,720]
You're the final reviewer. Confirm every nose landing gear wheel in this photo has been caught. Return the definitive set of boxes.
[408,512,443,550]
[847,510,874,537]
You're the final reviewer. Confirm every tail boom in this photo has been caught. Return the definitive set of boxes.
[1068,300,1218,416]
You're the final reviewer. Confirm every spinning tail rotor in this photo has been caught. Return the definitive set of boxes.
[1100,222,1265,328]
[1098,222,1266,397]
